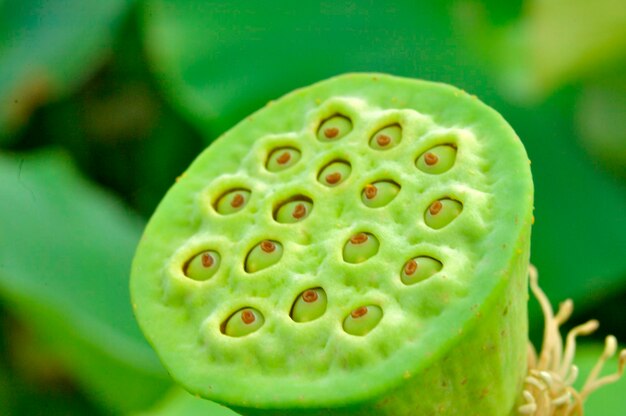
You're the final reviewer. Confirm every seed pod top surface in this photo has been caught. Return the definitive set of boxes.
[130,73,533,414]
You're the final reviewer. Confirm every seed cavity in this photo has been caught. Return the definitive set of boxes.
[401,257,443,285]
[343,232,380,263]
[291,288,327,323]
[245,240,283,273]
[361,180,400,208]
[274,196,314,224]
[215,189,251,214]
[416,144,457,174]
[369,124,402,150]
[318,160,351,187]
[343,305,383,336]
[184,250,221,281]
[266,147,301,172]
[424,198,463,229]
[317,115,352,142]
[222,308,264,337]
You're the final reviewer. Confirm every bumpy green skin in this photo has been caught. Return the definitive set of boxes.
[131,73,533,415]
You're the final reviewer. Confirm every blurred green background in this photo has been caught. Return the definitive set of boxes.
[1,0,625,414]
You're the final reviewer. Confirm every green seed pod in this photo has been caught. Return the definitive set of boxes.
[400,256,442,285]
[424,198,463,229]
[223,308,264,337]
[131,74,533,415]
[416,144,457,174]
[342,232,380,264]
[317,115,352,142]
[274,199,313,223]
[369,124,402,150]
[184,250,221,281]
[291,288,327,323]
[266,147,301,172]
[342,305,383,336]
[215,189,250,214]
[361,181,400,208]
[244,240,283,273]
[318,160,351,187]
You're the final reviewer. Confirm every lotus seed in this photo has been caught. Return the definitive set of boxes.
[291,288,328,322]
[401,256,442,285]
[266,147,301,172]
[183,250,221,281]
[245,240,283,272]
[223,308,264,337]
[416,145,457,174]
[215,189,251,214]
[317,115,352,142]
[369,124,402,150]
[361,181,400,208]
[275,199,313,223]
[318,161,351,187]
[343,305,383,336]
[424,198,463,229]
[342,232,380,263]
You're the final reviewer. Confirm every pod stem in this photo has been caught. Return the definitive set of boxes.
[518,265,626,415]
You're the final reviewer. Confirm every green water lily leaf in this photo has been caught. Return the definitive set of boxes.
[135,388,239,416]
[0,149,170,412]
[0,0,134,143]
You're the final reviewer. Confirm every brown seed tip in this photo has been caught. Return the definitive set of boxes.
[276,151,291,165]
[404,259,418,275]
[230,193,244,208]
[292,203,306,219]
[424,152,439,166]
[260,240,276,253]
[324,127,339,139]
[364,184,378,199]
[429,200,443,216]
[201,253,214,268]
[241,310,255,324]
[302,290,318,303]
[350,233,368,245]
[376,134,391,146]
[351,306,368,319]
[325,172,342,184]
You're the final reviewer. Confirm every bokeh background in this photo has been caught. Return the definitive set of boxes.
[1,0,625,414]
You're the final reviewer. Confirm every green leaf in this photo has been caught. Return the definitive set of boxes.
[0,149,170,412]
[574,342,626,415]
[135,388,240,416]
[0,0,134,143]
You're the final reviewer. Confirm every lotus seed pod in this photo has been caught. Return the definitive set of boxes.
[342,232,380,264]
[424,198,463,229]
[131,73,533,415]
[361,181,400,208]
[223,308,264,337]
[274,199,313,223]
[244,240,283,273]
[215,189,250,214]
[400,256,442,286]
[266,147,301,172]
[317,115,352,141]
[343,305,383,336]
[318,160,351,187]
[416,144,457,174]
[184,250,221,281]
[369,124,402,150]
[291,288,327,323]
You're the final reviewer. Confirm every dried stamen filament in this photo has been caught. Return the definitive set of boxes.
[245,240,283,272]
[291,288,328,323]
[342,232,380,263]
[317,115,352,142]
[223,308,265,337]
[401,256,443,285]
[343,305,383,336]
